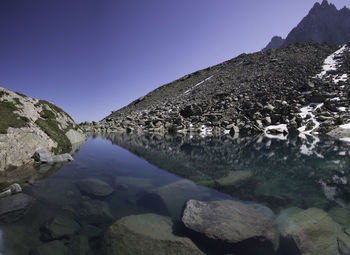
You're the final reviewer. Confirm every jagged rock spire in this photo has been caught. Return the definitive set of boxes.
[263,1,350,51]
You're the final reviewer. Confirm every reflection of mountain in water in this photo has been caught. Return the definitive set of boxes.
[100,132,350,211]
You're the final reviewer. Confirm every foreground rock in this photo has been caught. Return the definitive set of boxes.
[0,87,86,172]
[76,178,114,197]
[103,213,203,255]
[182,200,279,251]
[0,193,34,222]
[279,208,350,255]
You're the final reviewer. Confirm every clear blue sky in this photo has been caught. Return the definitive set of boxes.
[0,0,349,122]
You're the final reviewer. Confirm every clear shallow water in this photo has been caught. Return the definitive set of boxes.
[1,133,350,255]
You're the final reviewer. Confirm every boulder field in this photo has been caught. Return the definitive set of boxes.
[82,43,350,142]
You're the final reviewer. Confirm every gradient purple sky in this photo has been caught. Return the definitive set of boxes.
[1,0,349,122]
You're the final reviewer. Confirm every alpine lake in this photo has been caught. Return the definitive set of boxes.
[1,132,350,255]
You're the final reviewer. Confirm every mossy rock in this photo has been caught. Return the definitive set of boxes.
[15,92,27,98]
[13,98,23,106]
[214,170,253,187]
[0,91,9,98]
[37,100,74,121]
[40,109,56,119]
[0,101,29,134]
[35,118,72,153]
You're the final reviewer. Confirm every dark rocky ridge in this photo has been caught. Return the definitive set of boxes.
[83,42,350,136]
[264,0,350,50]
[262,36,285,51]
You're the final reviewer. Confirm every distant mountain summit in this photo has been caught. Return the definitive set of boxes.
[263,0,350,50]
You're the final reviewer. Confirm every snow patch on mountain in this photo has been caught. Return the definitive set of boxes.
[184,75,214,95]
[315,45,349,84]
[298,103,324,135]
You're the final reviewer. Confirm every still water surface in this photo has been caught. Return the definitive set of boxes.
[1,133,350,255]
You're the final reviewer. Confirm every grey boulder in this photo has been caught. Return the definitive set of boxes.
[34,149,53,163]
[34,149,73,163]
[0,183,22,198]
[182,200,279,250]
[52,153,73,163]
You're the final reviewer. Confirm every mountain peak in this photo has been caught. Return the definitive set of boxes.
[321,0,329,7]
[263,1,350,50]
[262,36,285,51]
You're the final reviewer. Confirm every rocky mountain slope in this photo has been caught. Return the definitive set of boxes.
[0,87,86,171]
[86,42,350,140]
[263,0,350,51]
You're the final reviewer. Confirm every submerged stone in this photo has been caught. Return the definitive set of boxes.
[0,193,34,222]
[138,179,203,219]
[40,215,81,241]
[103,213,204,255]
[114,176,153,190]
[214,170,253,187]
[279,208,350,255]
[78,198,113,225]
[30,240,73,255]
[182,199,279,251]
[76,178,114,197]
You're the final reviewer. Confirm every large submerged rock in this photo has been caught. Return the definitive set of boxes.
[182,200,279,251]
[103,213,204,255]
[76,178,114,197]
[30,240,73,255]
[40,215,81,241]
[0,193,34,222]
[78,198,113,225]
[138,180,204,219]
[279,208,350,255]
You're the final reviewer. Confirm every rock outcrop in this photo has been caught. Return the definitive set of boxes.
[103,213,204,255]
[263,36,285,51]
[0,87,86,171]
